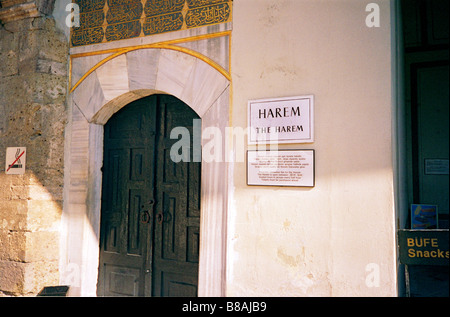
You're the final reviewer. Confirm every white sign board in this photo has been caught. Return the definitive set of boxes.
[248,95,314,144]
[5,147,26,175]
[247,150,315,187]
[425,159,449,175]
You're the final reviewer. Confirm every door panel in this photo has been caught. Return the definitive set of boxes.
[104,265,140,296]
[98,97,157,296]
[127,189,146,255]
[162,272,198,297]
[416,64,449,215]
[152,96,201,297]
[98,95,200,296]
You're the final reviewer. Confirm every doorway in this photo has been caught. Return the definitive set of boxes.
[410,62,449,219]
[400,0,449,297]
[97,95,201,296]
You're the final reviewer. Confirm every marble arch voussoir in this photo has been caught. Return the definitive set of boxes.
[72,47,230,125]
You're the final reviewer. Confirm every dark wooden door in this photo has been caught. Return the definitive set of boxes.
[97,95,201,297]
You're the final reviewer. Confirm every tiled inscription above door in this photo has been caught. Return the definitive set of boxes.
[71,0,232,47]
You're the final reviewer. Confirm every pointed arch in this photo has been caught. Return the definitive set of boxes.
[62,47,230,297]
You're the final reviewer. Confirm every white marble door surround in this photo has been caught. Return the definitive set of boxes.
[61,36,231,296]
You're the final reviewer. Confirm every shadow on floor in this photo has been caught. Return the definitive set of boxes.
[408,265,449,297]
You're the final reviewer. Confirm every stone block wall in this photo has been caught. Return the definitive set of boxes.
[0,15,68,296]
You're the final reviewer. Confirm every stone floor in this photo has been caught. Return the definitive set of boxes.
[407,265,449,297]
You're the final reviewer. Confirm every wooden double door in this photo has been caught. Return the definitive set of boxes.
[97,95,201,296]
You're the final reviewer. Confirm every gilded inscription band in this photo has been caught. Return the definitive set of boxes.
[71,0,232,47]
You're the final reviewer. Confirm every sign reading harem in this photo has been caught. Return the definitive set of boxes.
[248,95,314,144]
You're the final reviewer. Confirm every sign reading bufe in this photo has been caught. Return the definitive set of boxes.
[248,95,314,144]
[398,229,449,266]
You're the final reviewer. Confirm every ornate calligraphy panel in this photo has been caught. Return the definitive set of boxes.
[75,0,105,12]
[106,0,143,24]
[185,2,231,28]
[143,12,184,36]
[105,0,143,41]
[71,0,105,46]
[144,0,185,17]
[70,0,232,47]
[106,21,142,42]
[187,0,226,9]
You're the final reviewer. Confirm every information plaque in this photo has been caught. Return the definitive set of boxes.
[247,150,315,187]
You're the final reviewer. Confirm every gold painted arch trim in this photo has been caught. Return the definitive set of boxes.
[70,43,231,94]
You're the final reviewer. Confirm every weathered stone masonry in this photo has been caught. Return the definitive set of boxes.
[0,0,68,296]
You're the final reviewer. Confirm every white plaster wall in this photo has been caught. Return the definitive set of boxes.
[228,0,397,296]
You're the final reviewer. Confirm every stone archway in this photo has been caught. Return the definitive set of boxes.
[61,48,230,296]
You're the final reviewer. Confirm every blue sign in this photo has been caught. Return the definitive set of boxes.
[411,204,438,229]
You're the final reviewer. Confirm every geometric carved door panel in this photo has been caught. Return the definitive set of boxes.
[97,95,201,296]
